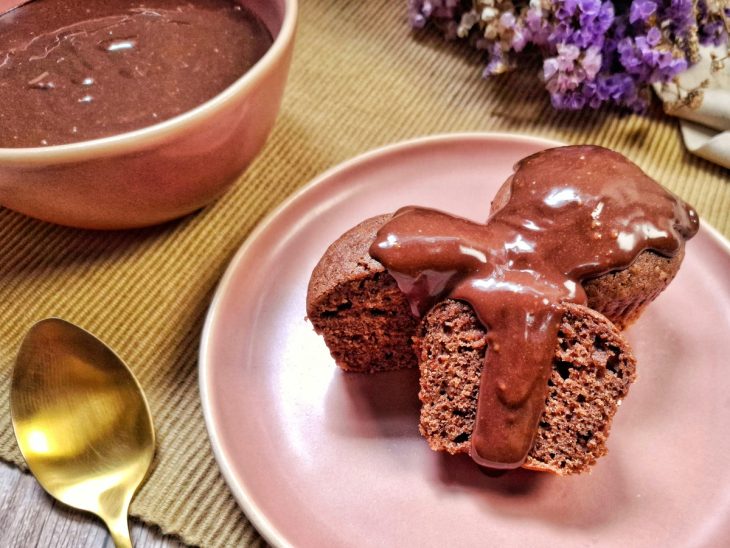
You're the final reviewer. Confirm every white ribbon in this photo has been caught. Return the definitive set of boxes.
[654,45,730,169]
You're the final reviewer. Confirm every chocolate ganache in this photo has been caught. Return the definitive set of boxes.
[0,0,272,147]
[370,145,699,469]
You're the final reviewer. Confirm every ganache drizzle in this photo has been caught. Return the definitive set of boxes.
[369,146,698,469]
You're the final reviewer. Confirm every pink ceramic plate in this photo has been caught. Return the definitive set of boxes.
[200,134,730,547]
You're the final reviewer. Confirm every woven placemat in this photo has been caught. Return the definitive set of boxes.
[1,1,728,546]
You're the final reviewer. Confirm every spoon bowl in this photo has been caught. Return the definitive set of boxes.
[10,318,155,548]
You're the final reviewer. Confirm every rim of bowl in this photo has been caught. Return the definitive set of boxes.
[0,0,298,163]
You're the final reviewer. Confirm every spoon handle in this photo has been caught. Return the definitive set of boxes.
[104,512,133,548]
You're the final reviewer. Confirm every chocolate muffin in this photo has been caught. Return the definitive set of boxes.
[307,215,415,373]
[306,216,638,474]
[415,300,636,475]
[307,145,698,474]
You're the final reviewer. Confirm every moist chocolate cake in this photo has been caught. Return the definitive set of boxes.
[307,215,416,373]
[307,145,699,474]
[415,300,636,475]
[307,215,639,473]
[583,251,684,329]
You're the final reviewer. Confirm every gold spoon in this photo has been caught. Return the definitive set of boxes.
[10,318,155,548]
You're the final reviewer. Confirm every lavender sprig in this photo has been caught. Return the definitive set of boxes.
[407,0,730,111]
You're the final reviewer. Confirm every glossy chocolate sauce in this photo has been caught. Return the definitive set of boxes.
[0,0,272,147]
[370,146,699,469]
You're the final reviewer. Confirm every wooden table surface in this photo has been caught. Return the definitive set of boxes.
[0,461,183,547]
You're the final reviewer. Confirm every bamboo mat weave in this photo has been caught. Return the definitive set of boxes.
[0,1,728,546]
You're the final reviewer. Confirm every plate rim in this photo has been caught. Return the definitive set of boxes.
[198,132,730,547]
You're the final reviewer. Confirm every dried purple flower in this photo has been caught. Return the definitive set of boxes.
[407,0,730,111]
[629,0,657,24]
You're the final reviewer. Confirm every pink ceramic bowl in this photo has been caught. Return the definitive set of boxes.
[0,0,297,229]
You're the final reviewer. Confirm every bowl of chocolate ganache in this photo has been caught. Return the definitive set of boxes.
[0,0,297,228]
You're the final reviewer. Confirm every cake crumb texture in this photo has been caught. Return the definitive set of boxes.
[307,215,418,372]
[415,300,637,475]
